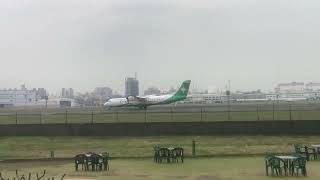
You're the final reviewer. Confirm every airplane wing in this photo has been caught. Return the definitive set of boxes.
[126,96,147,104]
[136,96,147,102]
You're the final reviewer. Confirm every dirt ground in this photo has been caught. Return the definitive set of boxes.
[0,159,69,170]
[0,157,318,180]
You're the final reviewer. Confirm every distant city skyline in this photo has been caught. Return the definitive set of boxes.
[1,0,320,94]
[2,80,320,96]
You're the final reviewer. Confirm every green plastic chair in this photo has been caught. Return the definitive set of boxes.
[153,145,161,163]
[101,152,110,171]
[305,146,317,161]
[269,157,286,176]
[265,154,276,176]
[293,144,308,160]
[294,144,303,153]
[292,157,307,176]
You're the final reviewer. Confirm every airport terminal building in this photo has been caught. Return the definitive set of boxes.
[183,82,320,104]
[185,91,320,104]
[0,87,37,107]
[0,85,77,108]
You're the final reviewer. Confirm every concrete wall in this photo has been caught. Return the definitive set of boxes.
[0,120,320,136]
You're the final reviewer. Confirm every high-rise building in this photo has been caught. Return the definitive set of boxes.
[274,82,304,92]
[36,88,47,99]
[125,77,139,96]
[61,88,74,98]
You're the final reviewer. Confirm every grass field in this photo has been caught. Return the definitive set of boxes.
[0,136,320,160]
[1,157,320,180]
[0,110,320,124]
[1,136,320,179]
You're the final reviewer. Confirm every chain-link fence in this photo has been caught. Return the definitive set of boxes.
[1,102,320,124]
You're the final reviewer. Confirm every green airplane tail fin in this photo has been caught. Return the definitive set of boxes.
[173,80,191,98]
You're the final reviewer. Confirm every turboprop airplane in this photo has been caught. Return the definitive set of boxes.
[104,80,191,109]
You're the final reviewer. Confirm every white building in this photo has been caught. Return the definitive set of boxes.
[305,82,320,91]
[0,89,37,107]
[275,82,304,93]
[61,88,74,98]
[271,82,320,101]
[37,98,78,108]
[184,93,224,104]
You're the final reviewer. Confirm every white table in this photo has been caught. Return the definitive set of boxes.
[311,145,320,153]
[275,155,298,160]
[275,155,298,175]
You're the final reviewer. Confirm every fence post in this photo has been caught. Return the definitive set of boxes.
[192,139,196,157]
[256,105,260,121]
[50,150,54,158]
[289,103,292,121]
[40,112,42,124]
[65,110,68,124]
[15,112,18,125]
[170,107,173,121]
[272,102,275,121]
[91,111,93,124]
[227,104,231,121]
[144,109,147,123]
[200,107,203,122]
[116,111,118,122]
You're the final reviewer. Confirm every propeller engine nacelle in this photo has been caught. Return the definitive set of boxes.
[126,95,141,105]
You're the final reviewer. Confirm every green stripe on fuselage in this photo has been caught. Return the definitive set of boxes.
[130,80,191,108]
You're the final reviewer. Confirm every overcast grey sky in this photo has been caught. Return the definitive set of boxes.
[0,0,319,94]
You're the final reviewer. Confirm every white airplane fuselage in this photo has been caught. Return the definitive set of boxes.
[104,94,173,107]
[104,80,191,108]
